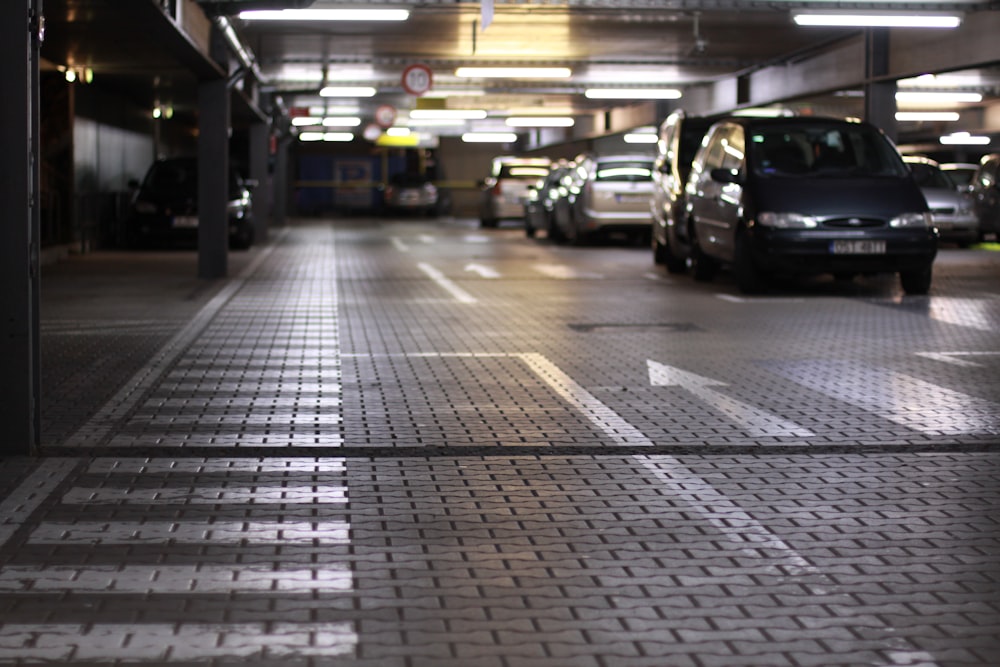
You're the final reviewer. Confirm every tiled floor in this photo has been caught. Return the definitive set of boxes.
[2,218,999,665]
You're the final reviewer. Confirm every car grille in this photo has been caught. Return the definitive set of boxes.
[823,217,884,228]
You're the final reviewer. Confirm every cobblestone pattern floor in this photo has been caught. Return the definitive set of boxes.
[1,218,997,665]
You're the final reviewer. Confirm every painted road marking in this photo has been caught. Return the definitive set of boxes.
[417,262,477,304]
[915,351,1000,367]
[533,263,603,279]
[29,521,350,545]
[86,458,347,474]
[0,623,356,661]
[464,263,501,278]
[774,360,1000,435]
[648,360,815,437]
[0,459,77,548]
[0,564,353,593]
[62,485,348,504]
[390,236,410,252]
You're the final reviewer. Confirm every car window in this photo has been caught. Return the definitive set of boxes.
[143,160,197,197]
[594,160,654,182]
[499,164,550,180]
[750,124,908,178]
[701,126,731,171]
[909,163,953,189]
[719,127,745,172]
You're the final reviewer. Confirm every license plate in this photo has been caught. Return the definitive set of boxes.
[172,215,199,228]
[615,194,646,204]
[831,239,885,254]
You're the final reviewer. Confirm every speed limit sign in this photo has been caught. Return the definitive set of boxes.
[401,64,433,96]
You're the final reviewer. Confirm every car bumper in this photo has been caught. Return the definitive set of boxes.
[747,227,938,273]
[580,208,652,231]
[931,214,979,242]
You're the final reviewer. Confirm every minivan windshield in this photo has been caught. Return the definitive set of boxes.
[750,124,908,178]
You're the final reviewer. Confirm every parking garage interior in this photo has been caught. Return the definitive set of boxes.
[1,1,1000,665]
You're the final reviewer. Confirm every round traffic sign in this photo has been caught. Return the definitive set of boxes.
[401,64,433,96]
[374,104,397,129]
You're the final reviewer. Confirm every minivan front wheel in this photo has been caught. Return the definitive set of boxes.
[900,265,932,295]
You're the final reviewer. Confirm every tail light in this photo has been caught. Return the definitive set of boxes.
[492,182,502,196]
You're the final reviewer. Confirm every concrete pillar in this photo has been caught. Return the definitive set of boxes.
[197,76,230,279]
[249,121,269,242]
[864,28,898,141]
[0,0,40,456]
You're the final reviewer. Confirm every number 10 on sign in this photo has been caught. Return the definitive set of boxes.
[402,64,433,96]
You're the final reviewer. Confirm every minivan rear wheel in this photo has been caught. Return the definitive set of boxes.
[687,224,717,282]
[900,265,932,295]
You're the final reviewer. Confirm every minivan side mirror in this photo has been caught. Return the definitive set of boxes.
[710,167,743,185]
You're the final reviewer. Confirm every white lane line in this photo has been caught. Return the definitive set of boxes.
[0,564,353,593]
[0,459,77,548]
[518,353,652,446]
[775,360,1000,435]
[648,360,814,437]
[464,263,501,279]
[62,486,348,505]
[29,521,350,545]
[418,234,435,244]
[61,236,285,448]
[390,236,410,252]
[0,623,356,661]
[533,263,603,279]
[86,458,346,474]
[717,294,806,303]
[915,351,1000,367]
[417,262,477,304]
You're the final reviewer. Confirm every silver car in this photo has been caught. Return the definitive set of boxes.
[551,154,655,244]
[906,156,979,246]
[478,156,551,228]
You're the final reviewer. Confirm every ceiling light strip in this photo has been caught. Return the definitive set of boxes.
[240,9,410,22]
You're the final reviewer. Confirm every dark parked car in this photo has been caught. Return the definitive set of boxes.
[971,153,1000,240]
[650,110,720,273]
[683,116,937,294]
[127,157,255,249]
[382,173,438,216]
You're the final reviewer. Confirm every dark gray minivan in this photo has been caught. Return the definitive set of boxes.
[683,116,938,294]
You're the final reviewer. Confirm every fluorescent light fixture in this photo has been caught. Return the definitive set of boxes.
[895,111,961,122]
[585,88,682,100]
[732,107,792,118]
[308,105,361,116]
[406,118,468,127]
[505,117,575,127]
[320,86,377,98]
[896,91,983,104]
[298,131,354,142]
[322,116,362,127]
[386,127,411,137]
[422,89,486,98]
[292,116,323,126]
[240,9,410,21]
[410,109,487,120]
[324,67,377,82]
[455,67,572,79]
[793,12,961,28]
[940,132,990,145]
[624,133,658,144]
[462,132,518,143]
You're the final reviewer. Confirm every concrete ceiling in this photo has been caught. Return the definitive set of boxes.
[38,0,1000,148]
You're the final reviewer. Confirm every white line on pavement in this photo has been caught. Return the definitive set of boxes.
[417,262,477,304]
[29,521,350,545]
[62,486,348,505]
[0,564,353,593]
[0,623,356,661]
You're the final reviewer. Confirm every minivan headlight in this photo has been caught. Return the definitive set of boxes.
[889,212,932,228]
[757,212,818,229]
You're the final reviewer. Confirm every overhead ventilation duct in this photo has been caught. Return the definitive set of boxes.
[196,0,316,16]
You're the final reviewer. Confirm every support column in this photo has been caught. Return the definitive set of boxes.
[273,135,291,227]
[249,121,269,242]
[0,0,40,456]
[197,76,230,279]
[864,28,898,141]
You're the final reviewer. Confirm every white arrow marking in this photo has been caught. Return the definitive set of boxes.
[418,234,435,244]
[464,263,501,279]
[390,236,410,252]
[647,360,815,437]
[915,351,1000,368]
[533,264,603,279]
